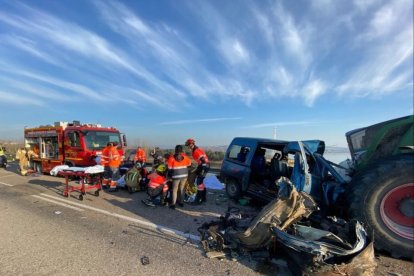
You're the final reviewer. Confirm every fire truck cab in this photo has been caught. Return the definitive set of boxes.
[24,121,126,174]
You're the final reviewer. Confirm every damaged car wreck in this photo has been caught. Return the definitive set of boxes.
[199,178,376,275]
[202,116,413,274]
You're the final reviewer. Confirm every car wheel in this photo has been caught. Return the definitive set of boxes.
[226,178,242,200]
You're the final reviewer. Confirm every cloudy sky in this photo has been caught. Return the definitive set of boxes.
[0,0,412,147]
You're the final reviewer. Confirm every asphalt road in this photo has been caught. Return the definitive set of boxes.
[0,164,262,276]
[0,164,413,276]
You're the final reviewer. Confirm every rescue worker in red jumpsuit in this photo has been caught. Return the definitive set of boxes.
[185,138,210,204]
[142,164,168,207]
[133,146,147,168]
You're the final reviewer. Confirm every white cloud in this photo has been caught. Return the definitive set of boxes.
[160,117,242,126]
[243,120,320,129]
[0,35,61,66]
[218,38,250,65]
[273,3,312,68]
[302,79,327,107]
[0,91,44,106]
[337,26,413,97]
[353,0,378,12]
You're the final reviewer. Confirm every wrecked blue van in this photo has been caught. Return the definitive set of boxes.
[220,137,344,204]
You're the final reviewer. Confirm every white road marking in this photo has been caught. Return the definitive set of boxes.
[0,181,13,186]
[32,194,84,212]
[40,193,201,242]
[0,174,15,179]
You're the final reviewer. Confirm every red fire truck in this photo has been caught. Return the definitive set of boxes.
[24,121,127,174]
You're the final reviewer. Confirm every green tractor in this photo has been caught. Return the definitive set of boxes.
[346,115,414,259]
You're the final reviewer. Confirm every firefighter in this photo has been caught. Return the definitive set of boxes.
[185,138,210,204]
[101,142,112,188]
[167,145,191,209]
[15,146,29,176]
[150,147,162,168]
[26,146,39,171]
[142,164,169,207]
[108,142,121,192]
[133,146,147,168]
[0,145,7,168]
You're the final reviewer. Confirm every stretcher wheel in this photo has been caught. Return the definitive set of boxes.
[94,191,100,197]
[79,194,83,201]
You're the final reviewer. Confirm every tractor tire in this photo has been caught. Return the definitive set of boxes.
[347,155,414,260]
[225,178,242,200]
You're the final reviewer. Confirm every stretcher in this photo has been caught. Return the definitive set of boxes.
[54,165,104,201]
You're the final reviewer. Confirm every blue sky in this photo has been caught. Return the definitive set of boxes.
[0,0,412,148]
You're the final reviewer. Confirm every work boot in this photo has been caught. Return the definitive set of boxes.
[202,189,207,203]
[142,199,155,207]
[160,192,167,206]
[177,202,184,208]
[191,191,203,205]
[169,204,176,210]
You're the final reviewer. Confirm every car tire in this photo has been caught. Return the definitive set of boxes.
[225,178,242,200]
[347,155,414,260]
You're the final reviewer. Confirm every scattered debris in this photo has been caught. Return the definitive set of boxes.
[54,211,62,215]
[198,179,376,275]
[141,256,150,265]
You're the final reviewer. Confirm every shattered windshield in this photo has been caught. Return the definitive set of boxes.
[84,131,121,150]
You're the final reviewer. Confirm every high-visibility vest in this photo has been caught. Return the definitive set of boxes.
[192,147,209,166]
[108,146,120,167]
[147,172,168,192]
[134,148,147,163]
[167,154,191,179]
[101,147,110,166]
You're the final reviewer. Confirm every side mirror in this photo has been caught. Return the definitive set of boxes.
[121,133,127,147]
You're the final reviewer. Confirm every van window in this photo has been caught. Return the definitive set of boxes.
[228,145,251,163]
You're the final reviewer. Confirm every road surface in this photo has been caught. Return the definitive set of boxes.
[0,164,412,275]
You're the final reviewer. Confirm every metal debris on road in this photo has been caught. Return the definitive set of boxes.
[141,256,150,265]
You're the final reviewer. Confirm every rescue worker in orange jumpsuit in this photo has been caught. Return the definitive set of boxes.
[142,164,169,207]
[133,146,147,167]
[108,142,121,192]
[185,138,210,204]
[167,145,191,209]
